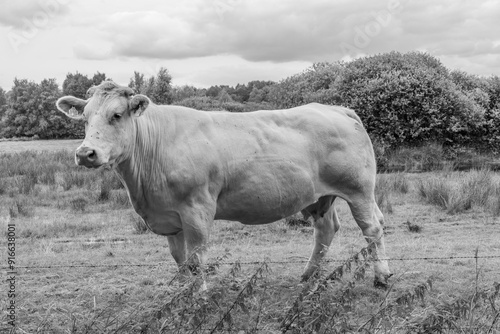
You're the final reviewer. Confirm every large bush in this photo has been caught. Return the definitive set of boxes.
[270,51,499,151]
[337,52,486,148]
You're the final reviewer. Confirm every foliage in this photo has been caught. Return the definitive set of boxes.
[129,67,173,104]
[3,51,500,154]
[417,168,500,214]
[175,96,272,113]
[171,84,206,102]
[269,51,500,152]
[0,71,107,139]
[0,78,82,139]
[62,71,108,99]
[269,62,343,108]
[128,71,145,94]
[0,86,7,120]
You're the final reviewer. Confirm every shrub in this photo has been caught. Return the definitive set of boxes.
[385,143,446,172]
[0,177,8,195]
[9,198,35,218]
[176,96,221,111]
[417,177,468,214]
[376,188,393,214]
[98,171,123,201]
[284,214,310,229]
[61,170,87,191]
[70,197,88,212]
[417,169,498,214]
[38,165,57,185]
[17,199,35,217]
[17,171,38,194]
[404,220,422,233]
[220,102,245,113]
[377,173,410,194]
[269,52,498,150]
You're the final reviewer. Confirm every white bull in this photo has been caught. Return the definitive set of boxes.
[56,81,391,286]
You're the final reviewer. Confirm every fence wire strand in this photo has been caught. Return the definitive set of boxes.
[2,254,499,271]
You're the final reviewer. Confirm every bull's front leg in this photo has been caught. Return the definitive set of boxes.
[176,202,215,279]
[167,231,190,276]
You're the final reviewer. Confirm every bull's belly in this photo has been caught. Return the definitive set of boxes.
[214,174,318,225]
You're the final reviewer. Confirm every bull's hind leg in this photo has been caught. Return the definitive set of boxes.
[301,195,339,281]
[349,197,392,287]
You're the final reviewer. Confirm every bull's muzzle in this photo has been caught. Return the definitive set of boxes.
[75,146,99,168]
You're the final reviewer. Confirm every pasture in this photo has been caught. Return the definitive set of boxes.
[1,141,499,333]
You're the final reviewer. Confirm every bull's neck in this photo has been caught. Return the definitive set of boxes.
[115,111,173,202]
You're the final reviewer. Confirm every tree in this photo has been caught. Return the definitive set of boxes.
[232,83,250,102]
[135,68,174,104]
[0,78,84,139]
[206,85,223,98]
[36,78,77,139]
[0,87,6,120]
[142,76,156,99]
[151,67,173,104]
[248,87,265,103]
[128,71,145,94]
[62,72,93,98]
[216,88,233,103]
[172,85,202,103]
[92,72,108,86]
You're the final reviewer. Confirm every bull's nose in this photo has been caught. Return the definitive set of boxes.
[75,147,97,167]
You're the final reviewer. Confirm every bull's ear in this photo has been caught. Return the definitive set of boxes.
[56,96,88,120]
[129,94,150,117]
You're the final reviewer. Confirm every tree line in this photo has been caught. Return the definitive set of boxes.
[0,51,499,153]
[0,68,275,139]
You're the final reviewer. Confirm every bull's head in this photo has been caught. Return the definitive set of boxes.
[56,81,150,168]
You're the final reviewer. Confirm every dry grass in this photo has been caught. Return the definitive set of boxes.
[417,169,500,215]
[0,141,499,333]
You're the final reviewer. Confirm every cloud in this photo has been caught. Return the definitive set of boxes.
[105,11,214,59]
[73,43,111,60]
[0,0,70,29]
[396,0,500,57]
[83,0,500,67]
[75,0,408,63]
[3,0,498,91]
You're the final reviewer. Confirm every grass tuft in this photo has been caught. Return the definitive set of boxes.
[284,214,310,229]
[70,197,88,212]
[404,220,422,233]
[61,170,88,191]
[418,169,500,214]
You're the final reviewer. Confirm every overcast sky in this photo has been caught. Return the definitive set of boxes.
[1,0,499,90]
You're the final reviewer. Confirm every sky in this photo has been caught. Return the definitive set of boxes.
[0,0,499,90]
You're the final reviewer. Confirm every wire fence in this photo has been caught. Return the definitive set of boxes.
[3,253,500,271]
[4,247,499,333]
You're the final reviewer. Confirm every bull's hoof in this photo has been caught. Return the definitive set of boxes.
[301,266,320,282]
[373,273,393,289]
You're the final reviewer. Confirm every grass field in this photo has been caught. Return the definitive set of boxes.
[1,140,499,333]
[0,139,82,154]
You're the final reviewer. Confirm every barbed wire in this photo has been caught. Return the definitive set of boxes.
[2,254,499,271]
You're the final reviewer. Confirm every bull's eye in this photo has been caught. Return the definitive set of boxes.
[112,113,122,121]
